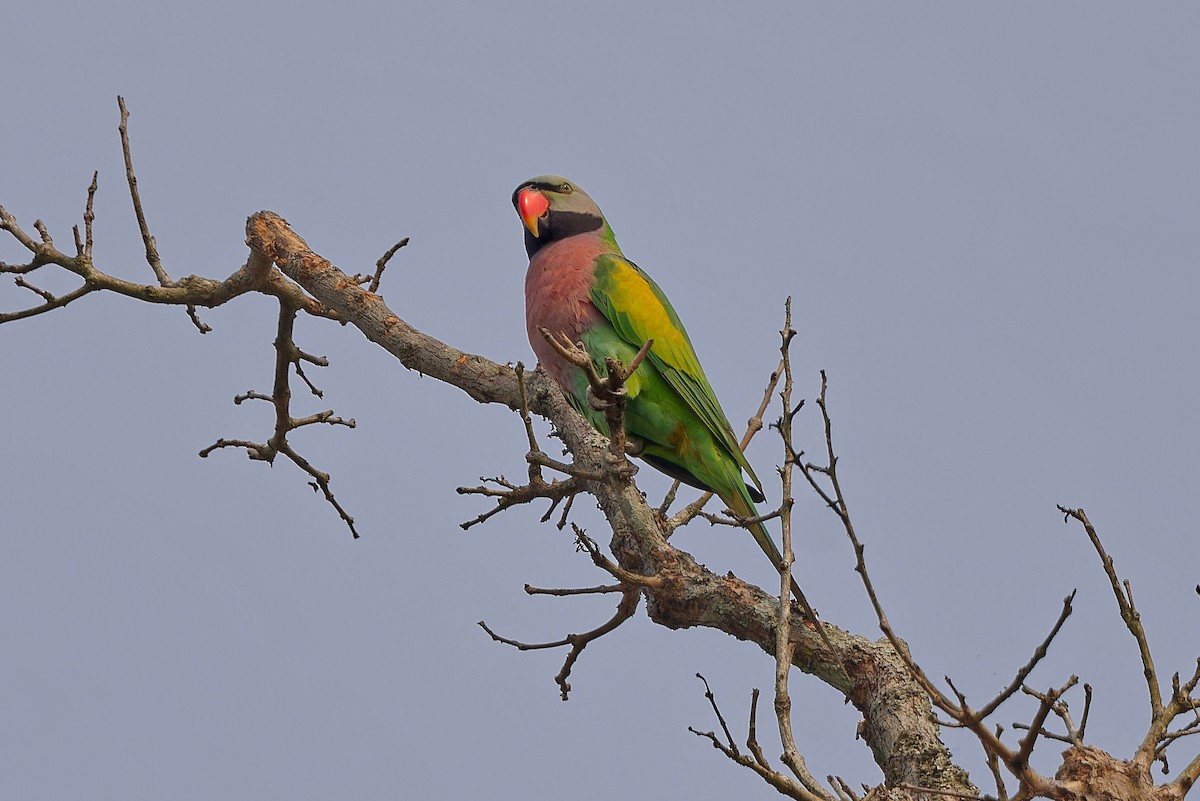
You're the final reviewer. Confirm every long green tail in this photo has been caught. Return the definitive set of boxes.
[722,487,804,603]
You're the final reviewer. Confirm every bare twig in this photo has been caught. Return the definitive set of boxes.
[698,507,783,529]
[656,479,684,519]
[695,673,740,753]
[457,363,585,529]
[774,299,838,801]
[117,96,170,287]
[549,491,575,529]
[292,361,323,397]
[571,525,664,588]
[118,97,213,331]
[976,591,1077,721]
[1057,506,1184,776]
[1059,506,1160,716]
[357,237,408,293]
[1078,684,1092,742]
[185,305,212,333]
[456,474,580,529]
[524,583,622,597]
[200,301,359,537]
[1013,680,1085,747]
[747,688,771,769]
[1014,677,1079,768]
[687,723,820,801]
[79,171,98,259]
[479,586,639,700]
[799,371,941,695]
[197,438,273,461]
[985,725,1010,801]
[827,776,857,801]
[688,731,824,801]
[0,282,96,323]
[14,276,56,302]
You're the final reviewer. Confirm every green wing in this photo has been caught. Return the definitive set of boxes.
[590,253,763,493]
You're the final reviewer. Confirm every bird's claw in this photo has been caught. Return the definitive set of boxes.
[586,385,626,410]
[606,453,639,479]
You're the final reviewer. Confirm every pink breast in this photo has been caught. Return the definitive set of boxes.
[524,237,607,388]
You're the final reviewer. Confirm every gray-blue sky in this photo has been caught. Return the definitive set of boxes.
[3,3,1197,799]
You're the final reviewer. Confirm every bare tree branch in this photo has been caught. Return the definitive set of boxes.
[689,677,831,801]
[524,583,622,597]
[199,298,360,537]
[774,300,839,801]
[1059,506,1162,722]
[352,237,408,293]
[479,585,639,700]
[1056,505,1200,792]
[976,591,1077,722]
[117,95,170,288]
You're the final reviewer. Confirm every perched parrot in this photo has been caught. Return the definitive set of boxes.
[513,175,798,596]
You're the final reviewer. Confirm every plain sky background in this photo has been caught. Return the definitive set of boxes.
[2,3,1198,799]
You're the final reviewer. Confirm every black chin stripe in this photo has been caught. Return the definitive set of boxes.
[549,210,603,239]
[524,210,604,258]
[524,228,541,258]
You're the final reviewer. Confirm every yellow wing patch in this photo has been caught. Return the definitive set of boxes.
[590,253,763,493]
[592,255,699,376]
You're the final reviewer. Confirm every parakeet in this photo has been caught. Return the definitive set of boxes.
[514,175,798,595]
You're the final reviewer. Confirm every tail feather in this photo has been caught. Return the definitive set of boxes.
[724,484,841,674]
[721,486,804,603]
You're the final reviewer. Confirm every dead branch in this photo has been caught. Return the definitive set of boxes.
[200,299,360,537]
[524,583,622,597]
[456,363,585,529]
[774,299,841,798]
[571,525,664,588]
[976,591,1077,722]
[3,100,359,533]
[688,676,830,801]
[696,673,740,754]
[118,95,169,287]
[117,96,216,334]
[1014,677,1080,764]
[351,237,408,293]
[1059,505,1200,792]
[1059,507,1162,721]
[479,585,639,700]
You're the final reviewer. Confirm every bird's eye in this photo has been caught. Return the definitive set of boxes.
[560,182,572,193]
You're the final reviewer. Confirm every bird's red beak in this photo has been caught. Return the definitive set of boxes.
[517,188,549,238]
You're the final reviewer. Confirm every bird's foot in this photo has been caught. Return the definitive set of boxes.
[586,385,626,410]
[606,453,639,479]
